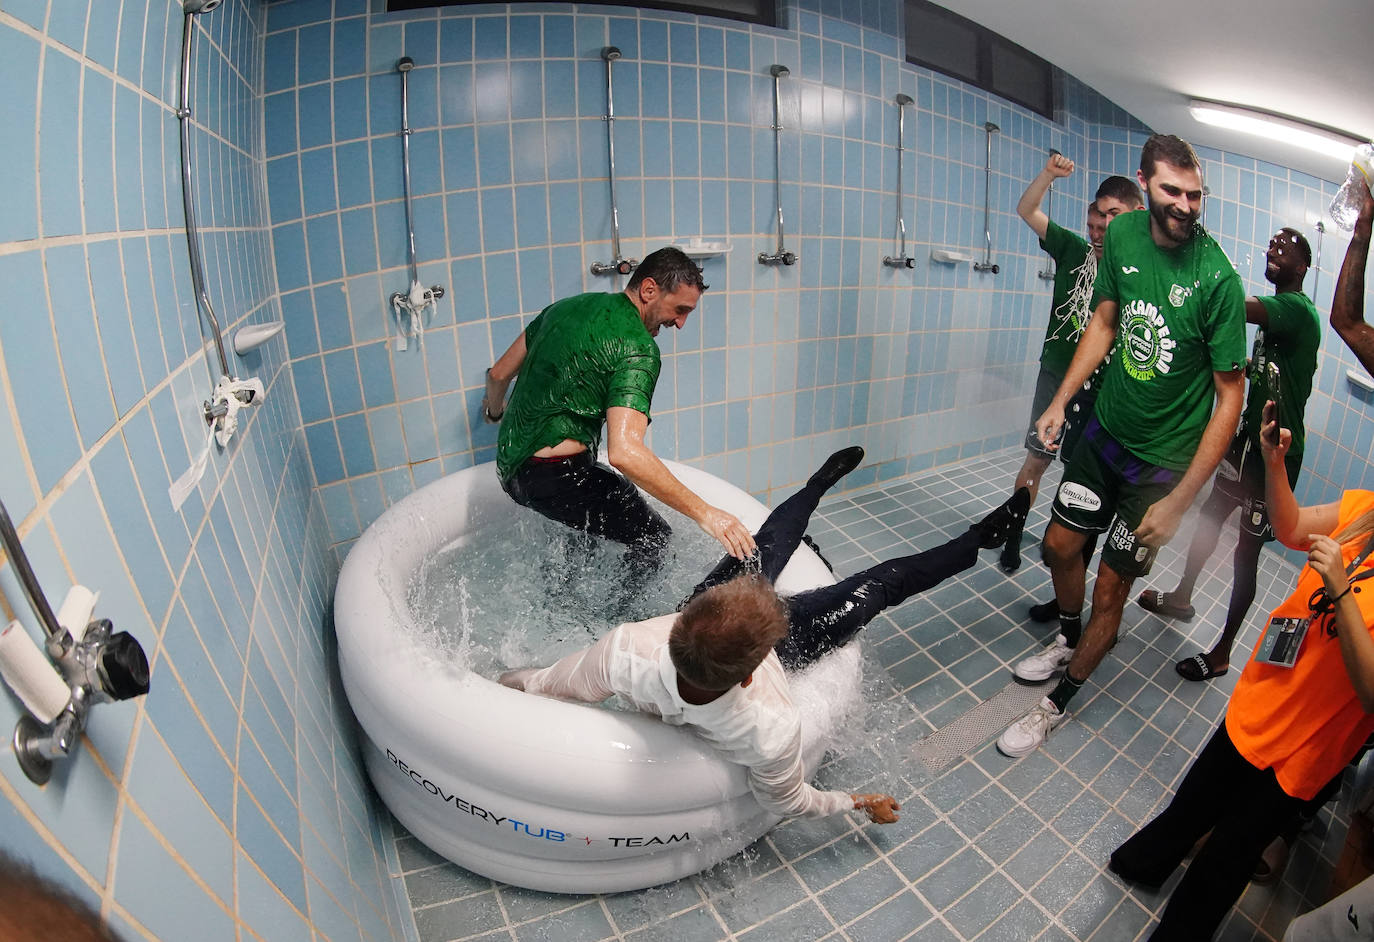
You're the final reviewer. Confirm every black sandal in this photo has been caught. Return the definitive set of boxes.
[1139,589,1196,621]
[1175,654,1228,682]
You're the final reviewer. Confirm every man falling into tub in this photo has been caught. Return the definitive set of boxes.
[483,247,754,587]
[998,134,1246,758]
[501,446,1030,823]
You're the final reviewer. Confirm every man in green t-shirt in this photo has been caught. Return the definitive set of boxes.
[483,247,754,587]
[1136,227,1320,682]
[998,134,1247,758]
[1000,152,1143,573]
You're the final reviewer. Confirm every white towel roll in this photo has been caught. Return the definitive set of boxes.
[0,620,70,724]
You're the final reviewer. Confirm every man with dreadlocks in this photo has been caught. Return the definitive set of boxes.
[998,134,1247,758]
[998,153,1143,574]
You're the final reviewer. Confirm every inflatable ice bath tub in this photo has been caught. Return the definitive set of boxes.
[334,460,863,893]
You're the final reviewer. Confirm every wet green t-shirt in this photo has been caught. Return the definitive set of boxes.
[1092,212,1247,471]
[496,292,660,482]
[1243,291,1321,468]
[1038,221,1096,376]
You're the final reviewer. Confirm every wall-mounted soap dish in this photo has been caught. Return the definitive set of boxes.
[234,321,285,355]
[670,240,731,260]
[1347,369,1374,393]
[930,249,974,264]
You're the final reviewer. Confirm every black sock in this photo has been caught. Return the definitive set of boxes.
[1048,671,1084,713]
[1057,611,1082,648]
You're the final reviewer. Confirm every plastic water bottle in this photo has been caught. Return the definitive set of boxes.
[1330,143,1374,231]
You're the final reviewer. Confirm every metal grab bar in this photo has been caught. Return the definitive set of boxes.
[176,6,231,386]
[389,57,445,326]
[883,94,916,269]
[973,121,1000,274]
[758,65,796,266]
[590,47,636,277]
[0,501,62,644]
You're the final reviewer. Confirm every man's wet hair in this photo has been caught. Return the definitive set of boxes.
[1278,227,1313,267]
[1139,133,1202,180]
[1095,175,1143,208]
[0,852,123,942]
[627,247,709,295]
[670,574,789,690]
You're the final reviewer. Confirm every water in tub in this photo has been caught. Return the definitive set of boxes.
[406,503,933,831]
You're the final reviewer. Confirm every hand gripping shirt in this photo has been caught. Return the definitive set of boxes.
[1242,291,1321,471]
[496,292,660,482]
[521,613,855,819]
[1091,212,1246,471]
[1038,221,1097,376]
[1226,490,1374,801]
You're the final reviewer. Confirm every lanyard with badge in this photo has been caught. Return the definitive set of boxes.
[1256,530,1374,668]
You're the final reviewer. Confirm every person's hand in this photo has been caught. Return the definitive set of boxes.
[1045,153,1074,178]
[499,668,537,691]
[1035,401,1066,452]
[1134,494,1184,548]
[852,793,900,824]
[1307,534,1352,598]
[698,506,757,559]
[1259,399,1292,465]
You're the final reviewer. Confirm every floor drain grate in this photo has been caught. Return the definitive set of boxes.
[910,680,1051,772]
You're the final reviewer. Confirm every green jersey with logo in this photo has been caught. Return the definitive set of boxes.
[1038,221,1096,376]
[1092,211,1246,470]
[496,292,660,482]
[1244,291,1321,469]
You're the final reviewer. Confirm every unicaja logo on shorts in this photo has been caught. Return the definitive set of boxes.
[1119,299,1176,381]
[1058,483,1101,511]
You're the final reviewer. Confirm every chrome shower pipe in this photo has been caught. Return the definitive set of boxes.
[1313,220,1325,300]
[389,57,445,311]
[1037,148,1059,281]
[590,47,635,277]
[883,93,916,269]
[0,499,62,644]
[176,8,231,386]
[758,64,796,266]
[973,121,1000,274]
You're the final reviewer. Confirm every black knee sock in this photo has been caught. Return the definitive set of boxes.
[1048,671,1085,712]
[1058,611,1083,648]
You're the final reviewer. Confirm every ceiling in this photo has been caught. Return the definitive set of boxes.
[927,0,1371,185]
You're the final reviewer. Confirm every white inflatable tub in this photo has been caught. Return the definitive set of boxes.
[333,459,862,894]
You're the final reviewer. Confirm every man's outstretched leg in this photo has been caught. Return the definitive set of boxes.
[682,447,865,606]
[778,488,1030,669]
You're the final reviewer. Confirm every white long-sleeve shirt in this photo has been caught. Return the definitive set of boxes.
[520,613,854,819]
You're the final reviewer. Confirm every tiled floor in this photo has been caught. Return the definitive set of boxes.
[387,449,1353,942]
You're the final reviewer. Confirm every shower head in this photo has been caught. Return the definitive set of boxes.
[397,57,415,73]
[601,46,621,62]
[182,0,221,12]
[769,64,790,78]
[895,93,913,106]
[984,121,1001,133]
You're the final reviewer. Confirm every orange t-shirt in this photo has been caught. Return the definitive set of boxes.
[1226,490,1374,801]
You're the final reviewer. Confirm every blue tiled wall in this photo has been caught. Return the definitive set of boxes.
[0,1,402,939]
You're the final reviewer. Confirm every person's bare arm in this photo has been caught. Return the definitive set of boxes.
[483,331,527,422]
[1332,178,1374,376]
[1244,297,1270,328]
[1308,534,1374,712]
[1017,153,1074,241]
[1134,369,1244,547]
[605,407,756,559]
[1035,299,1117,449]
[1259,400,1340,549]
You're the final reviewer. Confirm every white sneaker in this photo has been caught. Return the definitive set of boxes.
[997,696,1066,758]
[1014,634,1074,682]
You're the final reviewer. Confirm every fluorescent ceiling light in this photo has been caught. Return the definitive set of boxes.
[1189,100,1363,163]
